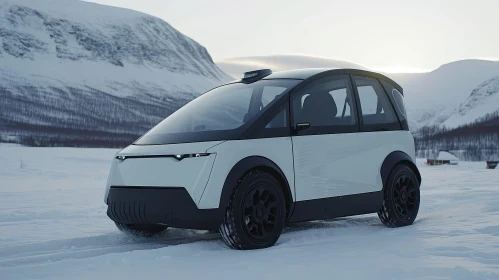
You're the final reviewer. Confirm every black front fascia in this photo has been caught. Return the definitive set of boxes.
[107,186,223,230]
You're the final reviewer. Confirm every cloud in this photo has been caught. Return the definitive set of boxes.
[216,54,367,79]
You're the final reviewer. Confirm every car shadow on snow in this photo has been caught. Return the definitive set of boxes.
[127,214,417,249]
[154,215,385,246]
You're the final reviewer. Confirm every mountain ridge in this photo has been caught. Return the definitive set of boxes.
[442,76,499,128]
[0,0,231,147]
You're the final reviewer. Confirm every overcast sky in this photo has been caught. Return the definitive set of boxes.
[84,0,499,72]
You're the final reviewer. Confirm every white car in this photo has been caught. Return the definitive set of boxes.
[104,68,421,250]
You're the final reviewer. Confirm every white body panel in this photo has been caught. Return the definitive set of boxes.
[292,131,415,201]
[104,131,414,208]
[198,137,294,209]
[104,141,223,203]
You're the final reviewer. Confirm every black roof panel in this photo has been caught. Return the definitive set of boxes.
[263,68,403,93]
[263,68,335,79]
[225,68,403,93]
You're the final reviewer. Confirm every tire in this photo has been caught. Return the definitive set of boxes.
[115,223,168,237]
[378,164,420,227]
[219,170,286,250]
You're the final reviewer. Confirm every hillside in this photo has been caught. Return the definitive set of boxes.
[390,59,499,130]
[0,0,231,147]
[412,75,499,161]
[442,76,499,129]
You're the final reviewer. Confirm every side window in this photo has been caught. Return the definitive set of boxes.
[329,88,353,119]
[265,107,287,128]
[249,103,289,139]
[291,75,358,135]
[352,76,400,131]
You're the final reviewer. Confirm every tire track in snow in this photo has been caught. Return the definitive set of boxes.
[0,231,221,268]
[0,217,381,269]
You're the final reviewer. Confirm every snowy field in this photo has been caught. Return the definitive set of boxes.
[1,144,499,280]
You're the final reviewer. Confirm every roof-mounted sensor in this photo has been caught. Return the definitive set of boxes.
[241,69,272,83]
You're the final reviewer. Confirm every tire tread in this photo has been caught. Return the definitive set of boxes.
[219,170,285,250]
[377,164,420,228]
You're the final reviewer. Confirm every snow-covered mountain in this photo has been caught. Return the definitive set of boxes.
[0,0,231,146]
[216,55,367,79]
[387,60,499,130]
[441,76,499,128]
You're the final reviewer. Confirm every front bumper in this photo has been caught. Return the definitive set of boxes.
[107,186,222,230]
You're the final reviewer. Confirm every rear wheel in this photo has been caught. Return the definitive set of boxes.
[115,223,168,237]
[378,164,420,227]
[219,170,286,250]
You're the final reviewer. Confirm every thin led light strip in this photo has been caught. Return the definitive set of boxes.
[115,153,210,161]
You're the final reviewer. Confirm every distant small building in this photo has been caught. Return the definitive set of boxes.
[427,151,459,166]
[486,161,498,169]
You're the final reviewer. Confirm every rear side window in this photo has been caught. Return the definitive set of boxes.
[381,80,409,130]
[352,76,401,131]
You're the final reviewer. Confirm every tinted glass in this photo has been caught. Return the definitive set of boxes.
[135,79,300,145]
[265,107,287,128]
[262,86,287,107]
[381,80,406,120]
[291,75,358,135]
[353,76,399,130]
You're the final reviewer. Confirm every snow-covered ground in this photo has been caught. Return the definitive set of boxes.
[1,144,499,280]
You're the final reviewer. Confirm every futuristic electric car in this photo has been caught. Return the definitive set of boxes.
[104,68,421,250]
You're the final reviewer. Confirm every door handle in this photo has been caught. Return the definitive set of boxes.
[293,122,311,134]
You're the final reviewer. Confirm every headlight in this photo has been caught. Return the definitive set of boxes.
[115,153,210,161]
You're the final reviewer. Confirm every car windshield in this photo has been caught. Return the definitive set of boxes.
[134,79,300,145]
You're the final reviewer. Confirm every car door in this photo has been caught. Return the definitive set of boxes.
[291,74,365,202]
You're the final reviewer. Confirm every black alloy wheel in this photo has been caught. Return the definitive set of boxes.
[242,187,279,242]
[392,173,418,219]
[220,170,286,250]
[378,164,420,227]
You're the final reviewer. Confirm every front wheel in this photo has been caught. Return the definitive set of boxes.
[378,164,420,227]
[115,223,168,237]
[219,170,286,250]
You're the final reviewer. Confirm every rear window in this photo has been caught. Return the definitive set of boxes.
[381,80,407,127]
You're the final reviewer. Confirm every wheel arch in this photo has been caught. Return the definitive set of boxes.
[219,156,294,219]
[381,151,421,188]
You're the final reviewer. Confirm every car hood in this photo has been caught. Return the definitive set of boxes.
[117,141,226,157]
